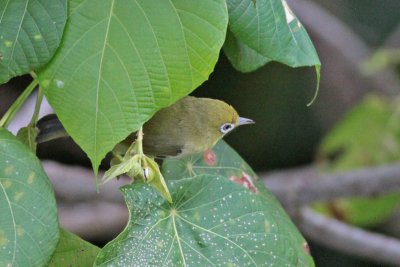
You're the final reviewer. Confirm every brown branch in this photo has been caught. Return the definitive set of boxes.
[42,160,129,203]
[262,163,400,215]
[299,207,400,266]
[262,164,400,265]
[59,201,128,240]
[42,161,129,239]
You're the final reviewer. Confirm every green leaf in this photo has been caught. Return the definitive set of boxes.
[223,28,271,73]
[95,174,314,266]
[163,140,258,182]
[226,0,320,68]
[16,124,38,153]
[104,137,172,202]
[317,95,400,227]
[0,128,59,266]
[163,140,270,199]
[319,95,400,169]
[38,0,228,171]
[48,228,100,267]
[0,0,67,84]
[164,141,313,264]
[95,141,313,266]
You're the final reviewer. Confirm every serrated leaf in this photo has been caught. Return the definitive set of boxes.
[226,0,320,68]
[95,174,314,266]
[0,128,59,266]
[163,141,313,263]
[0,0,67,84]
[223,28,271,73]
[48,228,100,267]
[163,140,258,181]
[38,0,228,171]
[163,140,270,197]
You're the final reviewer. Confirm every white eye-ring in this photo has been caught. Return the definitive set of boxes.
[220,123,235,134]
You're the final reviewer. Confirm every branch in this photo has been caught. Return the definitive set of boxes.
[42,161,130,239]
[262,164,400,266]
[59,201,128,240]
[299,207,400,266]
[262,163,400,215]
[42,160,129,203]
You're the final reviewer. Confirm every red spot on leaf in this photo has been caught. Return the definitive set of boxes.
[229,172,257,193]
[303,242,311,255]
[204,149,217,166]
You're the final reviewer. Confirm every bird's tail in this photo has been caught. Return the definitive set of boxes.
[36,114,69,143]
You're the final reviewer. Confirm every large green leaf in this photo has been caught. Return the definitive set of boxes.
[225,0,320,69]
[48,228,100,267]
[223,28,271,73]
[164,140,314,265]
[0,128,59,266]
[38,0,228,171]
[95,141,314,266]
[95,175,313,266]
[0,0,67,84]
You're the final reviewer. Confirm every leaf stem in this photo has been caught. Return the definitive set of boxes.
[307,65,321,107]
[136,127,144,155]
[30,88,44,125]
[0,79,39,128]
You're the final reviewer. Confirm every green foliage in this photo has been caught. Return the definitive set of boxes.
[223,28,271,73]
[37,0,229,171]
[317,95,400,227]
[96,141,314,266]
[0,0,67,84]
[224,0,320,70]
[104,135,172,202]
[361,49,400,75]
[48,228,100,267]
[16,124,38,153]
[0,129,59,266]
[319,95,400,170]
[1,0,320,265]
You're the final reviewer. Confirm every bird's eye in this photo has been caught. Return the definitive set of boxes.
[220,123,234,134]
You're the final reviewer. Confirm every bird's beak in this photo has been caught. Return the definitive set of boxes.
[238,117,255,126]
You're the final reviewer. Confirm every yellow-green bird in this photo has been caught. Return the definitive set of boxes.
[36,96,254,157]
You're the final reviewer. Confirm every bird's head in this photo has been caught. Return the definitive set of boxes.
[199,98,254,140]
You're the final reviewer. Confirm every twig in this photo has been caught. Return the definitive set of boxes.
[59,201,128,240]
[299,207,400,266]
[262,163,400,215]
[262,164,400,265]
[42,160,129,203]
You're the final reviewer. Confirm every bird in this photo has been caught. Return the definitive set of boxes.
[36,96,254,158]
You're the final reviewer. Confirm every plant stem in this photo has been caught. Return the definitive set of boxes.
[30,88,44,125]
[136,127,144,155]
[0,79,39,128]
